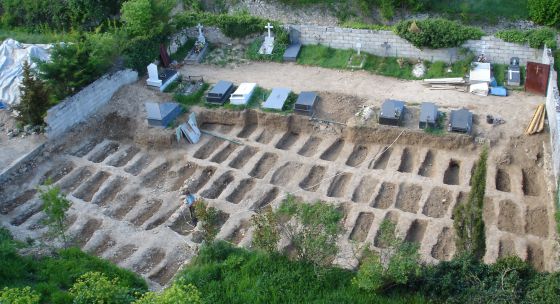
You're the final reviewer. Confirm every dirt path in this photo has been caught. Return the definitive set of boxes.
[184,62,542,139]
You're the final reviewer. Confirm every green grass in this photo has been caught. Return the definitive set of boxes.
[0,28,77,44]
[177,241,427,304]
[297,45,476,80]
[298,45,353,69]
[424,112,447,136]
[170,38,196,62]
[423,0,528,23]
[0,228,147,303]
[173,83,210,110]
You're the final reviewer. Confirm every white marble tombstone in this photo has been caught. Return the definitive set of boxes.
[259,23,275,55]
[197,23,206,44]
[146,63,162,87]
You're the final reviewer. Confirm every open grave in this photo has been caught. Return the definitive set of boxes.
[0,90,556,291]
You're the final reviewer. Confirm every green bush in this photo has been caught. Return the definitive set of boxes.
[69,272,138,304]
[0,287,40,304]
[394,19,484,49]
[173,12,275,39]
[0,0,123,31]
[528,0,560,26]
[496,28,557,49]
[340,21,393,31]
[0,227,147,303]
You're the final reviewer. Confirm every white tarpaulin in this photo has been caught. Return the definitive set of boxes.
[0,39,51,106]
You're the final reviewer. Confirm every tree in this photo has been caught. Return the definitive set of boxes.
[12,61,51,126]
[276,195,343,268]
[0,287,40,304]
[39,183,72,245]
[37,33,118,101]
[69,271,136,304]
[352,220,421,292]
[250,207,280,253]
[121,0,175,38]
[134,284,202,304]
[453,147,488,260]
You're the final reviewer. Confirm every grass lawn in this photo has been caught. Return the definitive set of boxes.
[177,241,427,304]
[0,28,76,44]
[297,44,471,80]
[423,0,528,22]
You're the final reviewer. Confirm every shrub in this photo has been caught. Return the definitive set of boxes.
[353,220,421,292]
[0,287,40,304]
[276,195,343,268]
[394,19,484,49]
[250,208,280,253]
[39,183,72,245]
[496,28,557,49]
[194,200,222,243]
[134,284,202,304]
[69,271,138,303]
[528,0,560,26]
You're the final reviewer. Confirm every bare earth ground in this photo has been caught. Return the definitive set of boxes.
[0,62,557,289]
[0,111,46,171]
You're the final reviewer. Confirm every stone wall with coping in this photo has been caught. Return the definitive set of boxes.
[46,69,138,138]
[542,48,560,182]
[289,24,542,65]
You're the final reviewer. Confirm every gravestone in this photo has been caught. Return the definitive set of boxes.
[147,63,162,87]
[186,23,209,64]
[259,23,275,55]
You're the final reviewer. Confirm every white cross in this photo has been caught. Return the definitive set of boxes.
[197,23,203,36]
[265,23,274,38]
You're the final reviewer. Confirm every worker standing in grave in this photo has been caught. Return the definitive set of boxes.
[185,191,198,225]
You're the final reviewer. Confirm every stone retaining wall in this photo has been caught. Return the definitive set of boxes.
[46,69,138,138]
[543,48,560,182]
[290,24,542,65]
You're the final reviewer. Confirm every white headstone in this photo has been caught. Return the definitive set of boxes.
[259,23,275,55]
[356,42,362,56]
[146,63,162,87]
[196,23,206,44]
[265,23,274,38]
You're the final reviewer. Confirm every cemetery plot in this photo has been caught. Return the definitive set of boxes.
[0,104,556,291]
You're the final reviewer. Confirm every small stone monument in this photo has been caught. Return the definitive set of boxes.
[347,39,366,69]
[259,23,275,55]
[146,63,162,87]
[185,23,209,64]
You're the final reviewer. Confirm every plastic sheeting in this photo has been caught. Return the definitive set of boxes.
[0,39,51,106]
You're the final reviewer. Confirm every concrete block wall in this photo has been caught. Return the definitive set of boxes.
[543,48,560,181]
[290,25,542,65]
[46,69,138,138]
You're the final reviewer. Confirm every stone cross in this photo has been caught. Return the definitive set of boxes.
[265,23,274,38]
[196,23,205,44]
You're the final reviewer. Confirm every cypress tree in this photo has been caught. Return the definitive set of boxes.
[453,147,488,260]
[13,61,51,126]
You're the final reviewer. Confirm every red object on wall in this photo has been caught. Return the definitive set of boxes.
[525,62,550,96]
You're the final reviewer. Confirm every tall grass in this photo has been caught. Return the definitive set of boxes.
[0,28,76,44]
[0,228,146,303]
[177,241,427,304]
